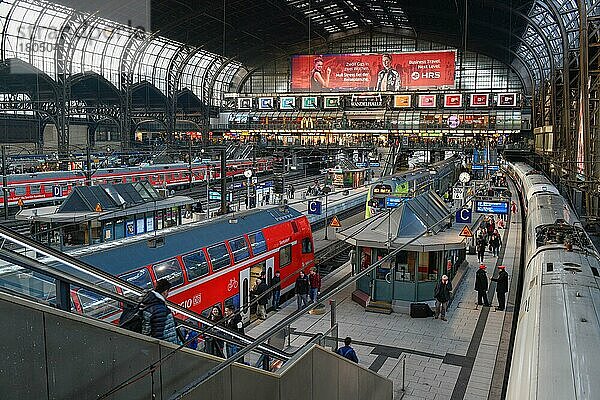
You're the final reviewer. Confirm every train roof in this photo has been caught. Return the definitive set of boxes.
[69,206,303,276]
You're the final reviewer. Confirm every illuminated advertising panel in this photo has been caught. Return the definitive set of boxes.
[237,97,252,110]
[393,95,411,108]
[444,94,462,108]
[324,96,340,109]
[418,94,437,108]
[280,96,296,110]
[302,96,318,109]
[470,94,489,107]
[498,93,517,107]
[290,50,456,91]
[258,97,274,110]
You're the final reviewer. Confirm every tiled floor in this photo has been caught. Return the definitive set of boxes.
[248,195,521,400]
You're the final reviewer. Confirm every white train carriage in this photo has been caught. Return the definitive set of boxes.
[508,163,600,400]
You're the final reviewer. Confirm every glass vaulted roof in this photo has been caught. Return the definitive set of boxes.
[285,0,410,34]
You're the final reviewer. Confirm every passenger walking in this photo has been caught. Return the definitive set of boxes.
[433,275,452,321]
[476,235,487,263]
[272,270,281,310]
[295,271,310,309]
[252,278,269,320]
[141,278,181,345]
[490,229,502,257]
[336,337,359,363]
[206,306,225,357]
[475,264,491,307]
[491,265,509,311]
[308,268,322,302]
[224,305,244,358]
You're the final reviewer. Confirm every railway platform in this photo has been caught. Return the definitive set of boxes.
[246,189,523,400]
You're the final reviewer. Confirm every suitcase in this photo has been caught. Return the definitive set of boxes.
[410,303,434,318]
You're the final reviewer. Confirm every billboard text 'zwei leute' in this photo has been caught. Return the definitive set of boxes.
[291,50,456,92]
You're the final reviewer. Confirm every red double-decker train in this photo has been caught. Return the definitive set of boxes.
[68,206,314,323]
[1,158,271,207]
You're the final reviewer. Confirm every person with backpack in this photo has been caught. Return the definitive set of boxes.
[140,278,180,345]
[433,275,452,321]
[336,337,359,363]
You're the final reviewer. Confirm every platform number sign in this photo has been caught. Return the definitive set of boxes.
[52,186,62,197]
[455,208,472,223]
[308,201,322,215]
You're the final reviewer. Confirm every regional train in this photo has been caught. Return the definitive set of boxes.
[0,158,271,207]
[506,162,600,399]
[365,155,461,218]
[66,206,314,324]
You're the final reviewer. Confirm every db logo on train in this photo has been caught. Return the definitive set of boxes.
[227,278,238,292]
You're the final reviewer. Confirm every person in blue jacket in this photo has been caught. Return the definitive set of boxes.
[336,337,359,363]
[141,279,181,345]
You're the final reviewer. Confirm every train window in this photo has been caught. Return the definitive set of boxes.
[120,269,153,291]
[152,259,184,287]
[248,231,267,255]
[229,237,250,263]
[207,243,231,271]
[182,251,209,281]
[291,221,299,233]
[43,185,52,194]
[15,186,26,196]
[29,185,41,194]
[279,244,292,268]
[302,237,313,254]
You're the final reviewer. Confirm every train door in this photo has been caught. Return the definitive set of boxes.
[239,268,250,323]
[266,258,274,306]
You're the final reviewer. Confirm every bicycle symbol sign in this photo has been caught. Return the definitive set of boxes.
[227,278,238,292]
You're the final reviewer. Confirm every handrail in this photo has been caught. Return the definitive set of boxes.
[0,225,289,361]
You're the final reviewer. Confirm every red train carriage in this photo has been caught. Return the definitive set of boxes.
[0,158,272,207]
[69,206,314,323]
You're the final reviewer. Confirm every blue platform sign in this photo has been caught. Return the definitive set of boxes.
[475,200,509,215]
[308,200,322,215]
[369,162,380,167]
[488,165,499,171]
[455,208,472,223]
[356,162,367,168]
[385,197,403,208]
[52,186,62,197]
[471,165,484,171]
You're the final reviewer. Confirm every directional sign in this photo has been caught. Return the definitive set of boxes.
[385,197,402,208]
[459,225,473,238]
[329,215,342,228]
[308,200,322,215]
[455,208,472,224]
[452,187,464,200]
[475,200,509,215]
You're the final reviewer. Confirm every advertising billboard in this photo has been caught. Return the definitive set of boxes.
[498,93,517,107]
[237,97,252,110]
[302,96,318,109]
[290,50,456,92]
[258,97,274,110]
[394,95,411,108]
[324,96,340,109]
[418,94,437,108]
[470,94,489,107]
[444,94,462,108]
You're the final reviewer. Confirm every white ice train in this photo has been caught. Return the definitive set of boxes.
[507,162,600,399]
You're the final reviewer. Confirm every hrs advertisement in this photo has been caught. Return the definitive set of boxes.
[290,50,456,92]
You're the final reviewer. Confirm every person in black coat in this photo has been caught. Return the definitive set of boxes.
[295,271,310,310]
[252,278,269,320]
[224,305,244,358]
[476,235,487,263]
[271,271,282,309]
[475,264,490,306]
[206,306,225,357]
[490,230,502,257]
[491,265,509,311]
[141,278,180,345]
[433,275,453,321]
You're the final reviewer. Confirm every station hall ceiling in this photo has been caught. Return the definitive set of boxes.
[151,0,534,66]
